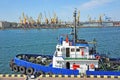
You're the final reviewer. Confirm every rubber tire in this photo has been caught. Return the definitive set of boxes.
[13,65,19,72]
[26,68,34,75]
[46,72,52,75]
[19,66,26,74]
[9,62,12,68]
[9,59,14,70]
[9,62,13,69]
[38,71,44,75]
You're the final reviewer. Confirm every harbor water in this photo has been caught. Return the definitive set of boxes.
[0,27,120,74]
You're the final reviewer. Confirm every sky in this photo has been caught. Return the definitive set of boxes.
[0,0,120,22]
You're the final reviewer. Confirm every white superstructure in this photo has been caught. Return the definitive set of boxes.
[52,37,99,74]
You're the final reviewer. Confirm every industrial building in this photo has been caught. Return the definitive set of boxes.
[0,21,17,29]
[0,21,11,29]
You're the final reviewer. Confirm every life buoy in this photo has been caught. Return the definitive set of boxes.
[19,66,26,74]
[13,65,19,72]
[90,64,95,69]
[96,56,100,60]
[26,68,34,75]
[73,64,80,70]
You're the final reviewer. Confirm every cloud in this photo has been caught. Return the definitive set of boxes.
[79,0,113,10]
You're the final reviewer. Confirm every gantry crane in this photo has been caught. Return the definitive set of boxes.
[19,16,23,24]
[99,15,102,23]
[53,12,56,24]
[48,11,53,24]
[53,12,58,24]
[37,13,42,24]
[22,12,27,24]
[88,15,92,22]
[44,11,49,24]
[98,14,105,23]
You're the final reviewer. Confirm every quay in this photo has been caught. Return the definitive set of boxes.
[0,21,120,30]
[0,74,120,80]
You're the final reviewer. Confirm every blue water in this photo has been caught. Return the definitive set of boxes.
[0,27,120,74]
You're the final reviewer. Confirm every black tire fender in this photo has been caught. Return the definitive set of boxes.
[26,67,34,75]
[13,65,19,72]
[9,62,12,68]
[46,72,53,75]
[19,66,26,74]
[38,71,44,75]
[9,59,14,69]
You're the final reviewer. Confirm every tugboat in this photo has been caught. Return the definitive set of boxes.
[9,9,120,76]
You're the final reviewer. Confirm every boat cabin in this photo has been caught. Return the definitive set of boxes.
[52,36,99,74]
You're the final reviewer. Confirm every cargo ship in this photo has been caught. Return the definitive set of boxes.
[9,9,120,76]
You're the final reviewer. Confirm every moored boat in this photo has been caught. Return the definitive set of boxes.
[9,9,120,76]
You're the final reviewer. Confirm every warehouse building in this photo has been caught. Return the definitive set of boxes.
[0,21,17,29]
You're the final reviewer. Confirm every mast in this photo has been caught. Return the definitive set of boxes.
[73,8,77,45]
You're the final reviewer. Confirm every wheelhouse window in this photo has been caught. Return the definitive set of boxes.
[76,48,80,52]
[57,61,60,64]
[57,48,60,51]
[66,48,70,57]
[71,48,75,52]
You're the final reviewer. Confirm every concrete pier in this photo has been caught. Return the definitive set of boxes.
[0,74,120,80]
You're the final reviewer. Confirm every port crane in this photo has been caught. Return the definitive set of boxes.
[27,16,32,26]
[97,14,105,26]
[22,12,27,25]
[44,11,49,24]
[53,12,58,24]
[48,12,53,24]
[19,17,23,24]
[98,15,102,23]
[88,15,92,22]
[37,13,42,25]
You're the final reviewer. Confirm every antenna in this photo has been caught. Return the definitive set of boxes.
[73,8,77,45]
